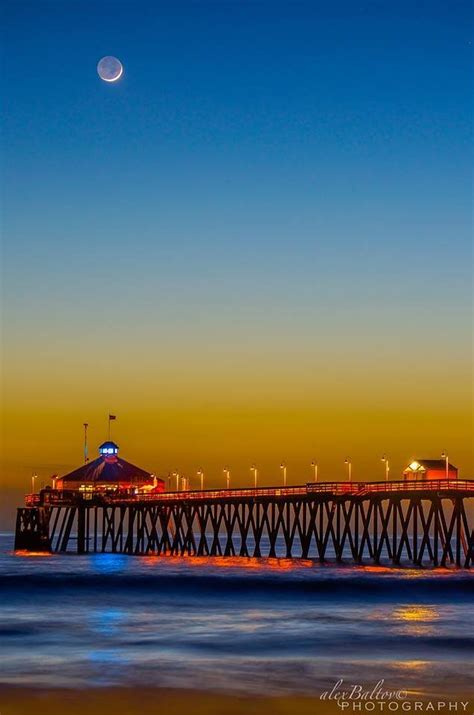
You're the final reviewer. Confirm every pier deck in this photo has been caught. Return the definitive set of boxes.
[15,480,474,568]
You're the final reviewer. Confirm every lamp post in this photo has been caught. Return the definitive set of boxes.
[311,461,318,482]
[280,463,287,487]
[441,452,450,480]
[345,458,352,482]
[173,471,179,491]
[197,469,204,491]
[31,473,37,494]
[223,467,230,489]
[251,465,258,488]
[381,455,389,482]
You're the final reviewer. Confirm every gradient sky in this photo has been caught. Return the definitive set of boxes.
[1,0,472,507]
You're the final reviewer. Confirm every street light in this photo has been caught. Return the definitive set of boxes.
[251,465,258,488]
[344,458,352,482]
[381,455,389,482]
[223,467,230,489]
[441,452,450,480]
[280,463,287,487]
[197,469,204,491]
[172,471,180,491]
[311,461,318,482]
[31,473,37,494]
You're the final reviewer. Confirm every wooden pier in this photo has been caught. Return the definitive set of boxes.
[15,480,474,568]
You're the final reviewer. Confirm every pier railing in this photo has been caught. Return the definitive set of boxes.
[24,478,474,507]
[348,479,473,494]
[105,479,474,502]
[112,478,474,502]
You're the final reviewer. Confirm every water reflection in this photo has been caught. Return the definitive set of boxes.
[14,550,53,557]
[90,553,129,572]
[392,605,439,635]
[89,608,126,636]
[138,554,315,571]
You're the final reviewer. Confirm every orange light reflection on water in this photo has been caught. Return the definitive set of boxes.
[138,554,314,570]
[393,660,429,670]
[391,605,440,635]
[394,606,439,622]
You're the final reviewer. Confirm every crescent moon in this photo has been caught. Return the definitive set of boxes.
[102,65,123,82]
[97,56,124,83]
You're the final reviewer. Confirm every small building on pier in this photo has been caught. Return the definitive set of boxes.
[403,459,458,481]
[55,441,165,494]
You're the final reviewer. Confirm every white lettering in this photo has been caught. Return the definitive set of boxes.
[371,681,386,701]
[325,680,344,700]
[350,686,364,701]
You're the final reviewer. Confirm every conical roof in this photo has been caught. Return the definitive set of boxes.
[60,455,154,486]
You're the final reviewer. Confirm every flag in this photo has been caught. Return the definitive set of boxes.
[109,414,116,421]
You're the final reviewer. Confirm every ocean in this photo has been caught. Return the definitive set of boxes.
[0,532,472,699]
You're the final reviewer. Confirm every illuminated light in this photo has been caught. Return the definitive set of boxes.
[15,550,53,557]
[392,660,429,673]
[99,441,119,456]
[409,461,420,470]
[394,606,439,623]
[391,605,439,636]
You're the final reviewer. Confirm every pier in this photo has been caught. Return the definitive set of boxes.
[15,479,474,568]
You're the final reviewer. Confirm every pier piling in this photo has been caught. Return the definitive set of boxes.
[14,481,474,567]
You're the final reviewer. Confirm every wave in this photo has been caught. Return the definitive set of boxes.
[0,570,472,598]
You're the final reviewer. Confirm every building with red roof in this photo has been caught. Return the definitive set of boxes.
[55,441,165,493]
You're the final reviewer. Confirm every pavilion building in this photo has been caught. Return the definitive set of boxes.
[55,441,165,493]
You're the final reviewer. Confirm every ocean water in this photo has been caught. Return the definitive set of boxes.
[0,532,472,698]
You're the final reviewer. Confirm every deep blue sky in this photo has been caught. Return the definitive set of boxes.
[4,1,471,286]
[2,1,473,484]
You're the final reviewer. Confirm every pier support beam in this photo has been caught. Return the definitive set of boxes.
[14,507,51,553]
[14,488,474,567]
[77,506,86,554]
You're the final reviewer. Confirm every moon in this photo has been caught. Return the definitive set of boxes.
[97,56,123,82]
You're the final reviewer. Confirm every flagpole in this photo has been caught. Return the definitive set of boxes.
[83,423,89,464]
[108,414,117,441]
